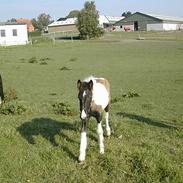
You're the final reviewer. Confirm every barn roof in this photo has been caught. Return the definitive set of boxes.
[115,12,183,25]
[48,18,77,27]
[139,12,183,22]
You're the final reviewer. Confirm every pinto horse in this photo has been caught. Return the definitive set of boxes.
[77,76,111,161]
[0,74,4,104]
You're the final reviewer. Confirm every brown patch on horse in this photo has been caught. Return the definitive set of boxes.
[96,78,110,94]
[90,101,103,113]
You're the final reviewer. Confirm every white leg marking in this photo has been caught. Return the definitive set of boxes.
[97,122,104,154]
[0,97,1,104]
[105,112,111,136]
[79,132,87,161]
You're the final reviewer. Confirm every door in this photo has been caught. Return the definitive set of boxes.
[134,21,138,31]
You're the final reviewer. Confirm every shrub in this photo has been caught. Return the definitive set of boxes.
[40,61,48,65]
[4,88,18,102]
[40,57,52,62]
[111,90,140,104]
[52,102,75,116]
[0,101,26,115]
[60,66,71,71]
[69,57,77,62]
[122,91,140,98]
[28,57,38,63]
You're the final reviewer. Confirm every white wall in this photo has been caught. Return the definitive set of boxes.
[147,23,180,31]
[147,23,163,31]
[163,23,177,31]
[0,24,28,46]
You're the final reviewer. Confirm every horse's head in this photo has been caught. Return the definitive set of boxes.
[77,79,93,120]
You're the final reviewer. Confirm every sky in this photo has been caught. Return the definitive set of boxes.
[0,0,183,21]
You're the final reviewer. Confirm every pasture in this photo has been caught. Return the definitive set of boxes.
[0,31,183,183]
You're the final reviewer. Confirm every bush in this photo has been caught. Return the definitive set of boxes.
[28,57,38,63]
[0,101,26,115]
[52,102,75,116]
[40,61,48,65]
[0,88,26,115]
[69,57,77,62]
[4,88,18,102]
[60,66,71,71]
[111,90,140,104]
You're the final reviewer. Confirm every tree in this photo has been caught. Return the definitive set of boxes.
[66,10,80,18]
[7,18,17,23]
[76,1,104,39]
[31,13,53,32]
[122,11,132,18]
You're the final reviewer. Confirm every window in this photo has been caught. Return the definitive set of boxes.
[13,29,17,36]
[0,30,6,37]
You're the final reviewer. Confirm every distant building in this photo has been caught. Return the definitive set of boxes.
[0,22,28,46]
[48,18,78,33]
[98,15,124,29]
[115,12,183,31]
[16,18,34,32]
[48,15,124,33]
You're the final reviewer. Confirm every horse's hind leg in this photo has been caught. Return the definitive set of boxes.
[96,113,104,154]
[105,105,111,136]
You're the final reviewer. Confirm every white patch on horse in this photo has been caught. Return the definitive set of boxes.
[92,83,109,109]
[81,110,87,119]
[79,132,87,161]
[83,91,86,97]
[0,97,2,104]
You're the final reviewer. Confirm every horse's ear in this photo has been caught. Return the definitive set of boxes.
[88,80,93,91]
[77,80,82,90]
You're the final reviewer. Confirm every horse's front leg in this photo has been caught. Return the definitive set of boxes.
[79,119,87,162]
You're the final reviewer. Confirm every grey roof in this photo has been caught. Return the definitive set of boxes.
[145,13,183,22]
[134,12,183,23]
[0,22,26,26]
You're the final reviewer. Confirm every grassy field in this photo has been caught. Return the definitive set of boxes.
[0,31,183,183]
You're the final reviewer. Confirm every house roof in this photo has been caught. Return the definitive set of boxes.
[16,18,33,26]
[48,18,77,27]
[0,22,26,26]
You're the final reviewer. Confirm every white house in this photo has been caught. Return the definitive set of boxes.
[0,22,28,46]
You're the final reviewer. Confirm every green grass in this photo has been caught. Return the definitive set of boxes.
[0,31,183,183]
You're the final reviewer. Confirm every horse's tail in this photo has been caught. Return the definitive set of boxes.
[0,74,4,101]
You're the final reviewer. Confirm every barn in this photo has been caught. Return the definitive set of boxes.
[48,18,78,33]
[48,15,124,33]
[0,22,28,46]
[115,12,183,31]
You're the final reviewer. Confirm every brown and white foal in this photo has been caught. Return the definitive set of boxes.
[77,76,111,161]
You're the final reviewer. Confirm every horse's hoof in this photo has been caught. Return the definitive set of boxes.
[100,148,104,154]
[78,159,85,164]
